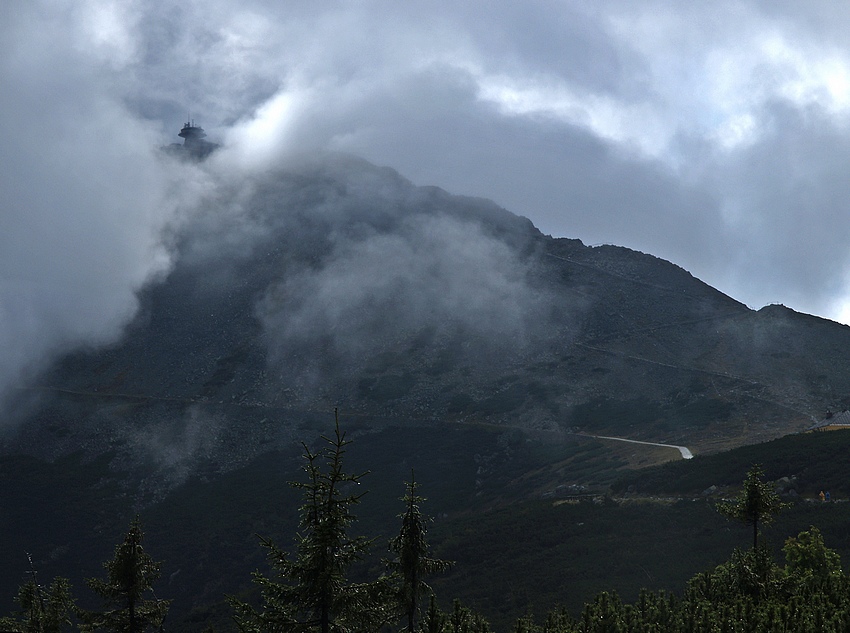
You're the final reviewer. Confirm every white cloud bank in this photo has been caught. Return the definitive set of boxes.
[0,2,200,408]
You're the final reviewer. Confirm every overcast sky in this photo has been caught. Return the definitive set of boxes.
[5,0,850,403]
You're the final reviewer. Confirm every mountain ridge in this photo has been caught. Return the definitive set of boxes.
[4,154,848,470]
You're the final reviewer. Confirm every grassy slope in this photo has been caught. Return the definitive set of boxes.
[429,429,850,631]
[612,428,850,498]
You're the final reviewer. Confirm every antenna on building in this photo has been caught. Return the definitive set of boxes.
[166,113,219,160]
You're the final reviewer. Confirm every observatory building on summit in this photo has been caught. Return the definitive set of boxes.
[163,119,220,161]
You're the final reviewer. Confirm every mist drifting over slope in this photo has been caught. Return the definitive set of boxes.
[163,154,565,405]
[260,213,541,352]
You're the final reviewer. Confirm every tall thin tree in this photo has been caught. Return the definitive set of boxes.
[386,472,453,633]
[717,464,788,549]
[0,555,75,633]
[231,409,389,633]
[80,518,169,633]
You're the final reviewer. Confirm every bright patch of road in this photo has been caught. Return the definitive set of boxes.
[586,434,693,459]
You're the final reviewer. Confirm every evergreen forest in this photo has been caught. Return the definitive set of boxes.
[6,417,850,633]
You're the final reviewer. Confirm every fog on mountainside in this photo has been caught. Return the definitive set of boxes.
[8,150,850,491]
[180,155,559,359]
[166,155,591,426]
[1,153,578,476]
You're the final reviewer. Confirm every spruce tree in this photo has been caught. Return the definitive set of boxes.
[717,464,788,549]
[386,472,452,633]
[79,517,169,633]
[232,410,389,633]
[0,556,75,633]
[420,595,446,633]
